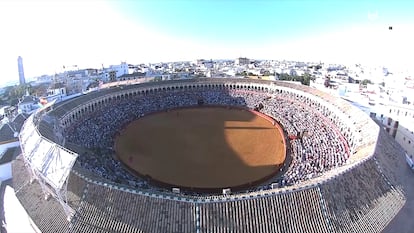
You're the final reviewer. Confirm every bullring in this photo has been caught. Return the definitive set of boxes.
[15,78,407,233]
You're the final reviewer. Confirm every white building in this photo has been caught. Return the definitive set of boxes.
[34,75,53,85]
[369,103,414,159]
[46,83,67,102]
[17,96,38,114]
[104,62,130,79]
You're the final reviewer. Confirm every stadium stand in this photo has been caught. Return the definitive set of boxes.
[11,78,409,233]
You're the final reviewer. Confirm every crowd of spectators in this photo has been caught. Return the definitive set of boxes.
[260,92,349,185]
[64,86,350,192]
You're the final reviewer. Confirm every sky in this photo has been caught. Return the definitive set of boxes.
[0,0,413,86]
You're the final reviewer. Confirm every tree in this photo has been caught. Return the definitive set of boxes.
[262,70,271,76]
[278,73,312,86]
[301,75,310,86]
[31,83,49,97]
[1,83,33,105]
[8,85,26,104]
[361,79,372,85]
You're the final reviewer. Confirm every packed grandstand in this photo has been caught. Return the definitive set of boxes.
[14,78,408,233]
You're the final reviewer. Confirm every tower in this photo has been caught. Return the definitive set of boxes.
[17,56,26,85]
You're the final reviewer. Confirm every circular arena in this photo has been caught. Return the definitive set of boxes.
[14,78,411,233]
[115,107,286,191]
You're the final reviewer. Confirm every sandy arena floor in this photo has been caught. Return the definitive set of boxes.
[115,107,286,189]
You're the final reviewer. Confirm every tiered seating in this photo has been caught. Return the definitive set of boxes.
[11,156,31,191]
[16,78,403,233]
[37,120,55,141]
[12,156,70,233]
[66,172,87,210]
[66,87,350,189]
[320,158,405,233]
[199,187,330,233]
[353,187,404,233]
[71,184,196,233]
[372,127,407,190]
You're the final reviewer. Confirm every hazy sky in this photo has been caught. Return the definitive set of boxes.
[0,0,413,85]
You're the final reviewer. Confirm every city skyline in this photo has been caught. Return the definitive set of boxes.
[1,0,414,86]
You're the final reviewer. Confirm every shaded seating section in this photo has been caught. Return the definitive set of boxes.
[66,172,87,211]
[198,187,330,233]
[71,184,196,233]
[371,126,408,188]
[37,120,55,139]
[320,158,405,233]
[11,150,406,233]
[11,157,70,233]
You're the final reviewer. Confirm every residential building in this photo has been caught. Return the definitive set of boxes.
[17,96,38,114]
[118,73,146,81]
[107,62,129,78]
[34,75,53,85]
[235,57,250,66]
[371,104,414,159]
[46,83,67,102]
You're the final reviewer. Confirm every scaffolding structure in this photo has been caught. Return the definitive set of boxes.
[19,108,78,220]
